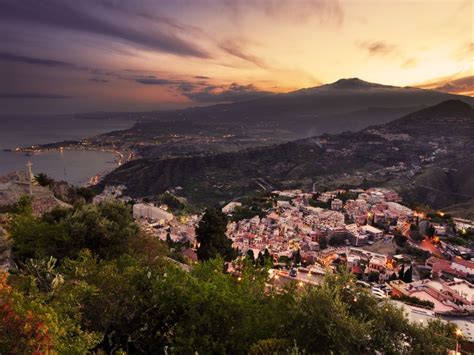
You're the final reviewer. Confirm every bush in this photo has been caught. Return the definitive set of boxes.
[392,294,434,309]
[394,231,407,246]
[10,200,139,261]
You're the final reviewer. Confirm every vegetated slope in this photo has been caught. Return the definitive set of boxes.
[102,100,474,214]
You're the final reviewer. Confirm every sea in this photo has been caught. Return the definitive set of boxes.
[0,114,133,186]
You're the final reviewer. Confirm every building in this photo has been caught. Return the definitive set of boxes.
[361,225,384,241]
[451,258,474,277]
[390,279,474,314]
[133,203,173,224]
[222,201,242,214]
[331,198,343,210]
[453,218,474,232]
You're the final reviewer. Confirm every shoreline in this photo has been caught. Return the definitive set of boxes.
[4,146,134,187]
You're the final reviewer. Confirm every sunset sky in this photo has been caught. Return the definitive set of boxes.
[0,0,472,114]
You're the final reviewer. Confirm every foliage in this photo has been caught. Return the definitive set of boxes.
[3,195,33,215]
[410,229,423,242]
[403,265,413,283]
[75,187,96,203]
[328,233,347,246]
[319,236,328,250]
[368,271,380,283]
[0,273,99,354]
[447,236,470,246]
[308,198,330,209]
[3,200,460,354]
[248,338,292,354]
[426,224,435,237]
[34,173,54,187]
[230,193,273,221]
[393,230,408,246]
[391,294,435,309]
[403,245,431,261]
[9,200,139,261]
[232,205,266,221]
[0,273,53,354]
[196,208,236,261]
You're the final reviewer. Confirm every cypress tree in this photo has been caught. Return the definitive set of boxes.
[196,208,236,261]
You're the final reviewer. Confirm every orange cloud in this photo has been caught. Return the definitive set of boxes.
[415,74,474,97]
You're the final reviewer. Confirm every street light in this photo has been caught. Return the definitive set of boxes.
[455,328,462,353]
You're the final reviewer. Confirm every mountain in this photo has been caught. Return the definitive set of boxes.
[78,79,474,164]
[290,78,395,93]
[101,100,474,217]
[172,78,474,134]
[85,78,474,138]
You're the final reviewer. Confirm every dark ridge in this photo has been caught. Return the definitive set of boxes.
[327,78,383,89]
[404,99,474,118]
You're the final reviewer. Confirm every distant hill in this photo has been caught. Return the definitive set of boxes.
[84,78,474,137]
[101,100,474,217]
[172,78,474,134]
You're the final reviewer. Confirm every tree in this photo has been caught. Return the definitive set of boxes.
[403,265,413,283]
[10,200,139,261]
[34,173,53,187]
[389,272,398,281]
[257,251,266,266]
[393,231,407,246]
[426,224,435,238]
[398,265,405,280]
[246,249,255,263]
[75,187,96,203]
[0,273,99,354]
[249,339,292,354]
[196,208,236,261]
[293,249,302,266]
[166,229,172,245]
[368,271,380,283]
[264,248,273,267]
[328,234,346,247]
[10,195,33,215]
[6,201,460,354]
[410,229,423,242]
[319,236,328,250]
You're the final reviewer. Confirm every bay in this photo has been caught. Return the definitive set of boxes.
[0,114,133,186]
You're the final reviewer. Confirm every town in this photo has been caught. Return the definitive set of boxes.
[105,185,474,345]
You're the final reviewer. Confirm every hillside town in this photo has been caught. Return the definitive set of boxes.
[125,186,474,344]
[2,173,474,348]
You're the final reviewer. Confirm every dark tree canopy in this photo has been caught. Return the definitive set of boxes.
[403,265,413,283]
[10,200,139,261]
[34,173,54,187]
[196,208,236,261]
[1,201,460,354]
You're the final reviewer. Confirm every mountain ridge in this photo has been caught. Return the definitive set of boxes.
[101,99,474,217]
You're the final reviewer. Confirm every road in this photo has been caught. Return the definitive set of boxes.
[418,238,445,259]
[402,221,445,259]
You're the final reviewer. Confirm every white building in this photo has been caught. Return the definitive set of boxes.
[222,201,242,214]
[133,203,173,224]
[361,225,384,240]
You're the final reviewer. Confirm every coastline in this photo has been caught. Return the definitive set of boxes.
[3,146,134,187]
